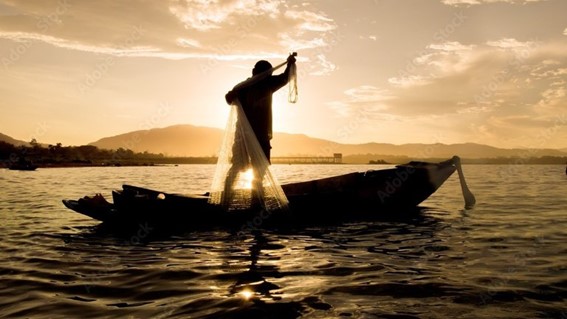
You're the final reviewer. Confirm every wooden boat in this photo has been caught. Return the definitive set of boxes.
[62,156,475,229]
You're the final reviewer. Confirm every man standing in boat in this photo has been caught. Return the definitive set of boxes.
[221,54,297,208]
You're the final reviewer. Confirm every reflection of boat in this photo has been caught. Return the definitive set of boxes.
[62,156,475,228]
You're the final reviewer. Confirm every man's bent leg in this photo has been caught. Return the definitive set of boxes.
[222,165,240,208]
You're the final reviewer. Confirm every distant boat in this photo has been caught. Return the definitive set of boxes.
[9,161,38,171]
[62,156,475,229]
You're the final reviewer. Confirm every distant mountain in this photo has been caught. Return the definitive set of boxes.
[0,133,29,147]
[90,125,224,157]
[88,124,567,160]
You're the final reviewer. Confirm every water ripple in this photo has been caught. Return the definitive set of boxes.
[1,165,566,318]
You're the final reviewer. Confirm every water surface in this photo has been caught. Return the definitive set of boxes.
[0,164,565,318]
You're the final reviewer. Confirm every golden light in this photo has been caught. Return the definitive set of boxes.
[238,288,254,300]
[235,168,254,190]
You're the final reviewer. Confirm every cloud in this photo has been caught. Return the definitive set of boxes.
[278,9,337,53]
[441,0,548,6]
[0,0,338,67]
[564,27,567,36]
[441,0,481,5]
[428,42,475,52]
[359,35,377,41]
[375,38,567,125]
[343,85,395,103]
[388,75,431,88]
[310,54,336,76]
[0,27,150,56]
[284,9,335,33]
[477,113,567,149]
[387,41,478,89]
[329,85,393,118]
[486,38,535,50]
[536,82,566,108]
[378,38,567,149]
[391,38,540,87]
[175,37,202,49]
[278,34,328,51]
[169,0,275,31]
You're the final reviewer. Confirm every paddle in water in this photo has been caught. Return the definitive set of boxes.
[452,156,476,209]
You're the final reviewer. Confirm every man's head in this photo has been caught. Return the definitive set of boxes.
[252,60,272,76]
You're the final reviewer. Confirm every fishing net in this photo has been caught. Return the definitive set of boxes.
[208,101,289,212]
[208,58,297,212]
[288,63,298,103]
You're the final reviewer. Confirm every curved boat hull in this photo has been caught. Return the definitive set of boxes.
[62,157,458,229]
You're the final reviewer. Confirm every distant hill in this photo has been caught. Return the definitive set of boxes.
[0,133,29,147]
[91,125,224,157]
[88,124,567,160]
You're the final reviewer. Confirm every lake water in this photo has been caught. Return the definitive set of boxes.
[0,164,566,318]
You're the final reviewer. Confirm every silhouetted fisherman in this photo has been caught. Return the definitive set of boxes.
[222,54,297,208]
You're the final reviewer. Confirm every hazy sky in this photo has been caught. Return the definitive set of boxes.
[1,0,566,148]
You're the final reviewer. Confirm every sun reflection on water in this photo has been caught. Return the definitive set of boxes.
[235,168,254,190]
[238,287,254,301]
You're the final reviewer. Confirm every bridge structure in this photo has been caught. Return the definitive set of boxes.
[271,153,342,164]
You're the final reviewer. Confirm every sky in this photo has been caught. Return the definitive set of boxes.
[0,0,566,149]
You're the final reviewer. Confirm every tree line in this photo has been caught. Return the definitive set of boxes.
[2,140,565,167]
[0,140,216,167]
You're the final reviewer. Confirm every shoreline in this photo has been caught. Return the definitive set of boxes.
[4,161,567,169]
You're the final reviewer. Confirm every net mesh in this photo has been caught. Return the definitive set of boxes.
[288,63,298,103]
[209,56,297,212]
[208,100,289,212]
